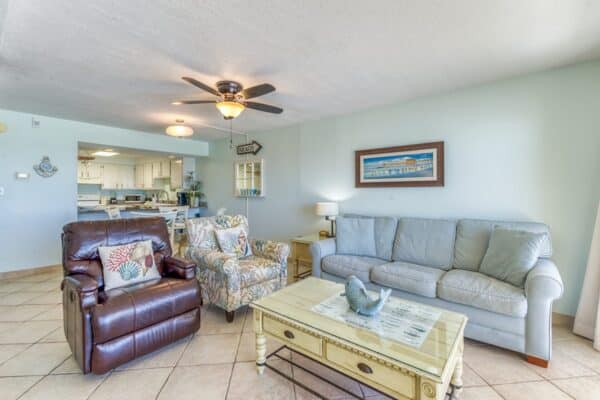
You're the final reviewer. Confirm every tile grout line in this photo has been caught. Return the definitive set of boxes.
[224,308,247,400]
[153,334,195,399]
[84,370,114,400]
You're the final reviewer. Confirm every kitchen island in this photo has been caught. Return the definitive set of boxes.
[78,203,207,221]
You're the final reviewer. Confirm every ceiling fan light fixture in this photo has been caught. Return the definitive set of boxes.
[165,121,194,137]
[216,101,245,119]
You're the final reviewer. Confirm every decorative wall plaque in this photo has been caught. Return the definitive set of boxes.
[236,140,263,155]
[33,156,58,177]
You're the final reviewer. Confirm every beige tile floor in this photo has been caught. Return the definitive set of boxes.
[1,270,600,399]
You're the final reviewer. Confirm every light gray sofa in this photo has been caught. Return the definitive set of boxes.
[310,216,564,366]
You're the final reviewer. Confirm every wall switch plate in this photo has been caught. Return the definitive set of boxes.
[0,186,4,196]
[32,117,40,128]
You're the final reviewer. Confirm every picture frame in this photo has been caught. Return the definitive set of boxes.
[355,141,444,187]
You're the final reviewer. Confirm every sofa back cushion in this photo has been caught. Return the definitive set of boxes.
[344,214,398,260]
[336,217,377,257]
[479,227,546,288]
[392,218,457,269]
[454,219,552,271]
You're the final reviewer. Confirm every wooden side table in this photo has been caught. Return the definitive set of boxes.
[290,233,325,280]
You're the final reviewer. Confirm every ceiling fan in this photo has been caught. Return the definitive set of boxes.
[172,77,283,119]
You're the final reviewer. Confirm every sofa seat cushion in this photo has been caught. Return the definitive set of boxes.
[237,256,281,287]
[93,277,201,343]
[321,255,386,282]
[438,269,527,317]
[371,262,446,298]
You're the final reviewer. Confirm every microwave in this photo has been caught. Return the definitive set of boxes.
[124,194,144,203]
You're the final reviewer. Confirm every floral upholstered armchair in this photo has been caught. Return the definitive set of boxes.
[185,214,289,322]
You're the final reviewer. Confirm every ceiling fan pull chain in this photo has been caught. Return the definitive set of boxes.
[229,119,234,149]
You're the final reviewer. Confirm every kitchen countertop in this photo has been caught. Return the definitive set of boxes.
[78,202,180,213]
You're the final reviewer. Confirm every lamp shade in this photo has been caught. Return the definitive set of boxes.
[315,202,339,217]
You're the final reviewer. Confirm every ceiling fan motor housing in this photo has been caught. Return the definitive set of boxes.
[216,80,243,95]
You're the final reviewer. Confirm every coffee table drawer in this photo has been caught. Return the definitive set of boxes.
[325,341,415,398]
[263,316,322,356]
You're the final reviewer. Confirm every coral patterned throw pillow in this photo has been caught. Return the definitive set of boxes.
[98,240,161,290]
[214,226,251,258]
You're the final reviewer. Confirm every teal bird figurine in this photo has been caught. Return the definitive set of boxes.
[343,275,391,316]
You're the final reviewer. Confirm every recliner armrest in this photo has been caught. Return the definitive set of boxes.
[310,238,336,278]
[163,256,197,280]
[524,258,563,301]
[62,274,99,310]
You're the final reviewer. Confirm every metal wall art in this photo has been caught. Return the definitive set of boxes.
[33,156,58,177]
[236,140,263,155]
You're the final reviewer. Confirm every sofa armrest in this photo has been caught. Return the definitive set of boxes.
[163,256,197,280]
[250,239,290,264]
[524,258,563,361]
[61,274,99,310]
[525,258,564,301]
[310,238,336,278]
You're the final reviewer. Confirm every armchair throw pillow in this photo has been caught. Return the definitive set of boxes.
[215,225,251,257]
[98,240,161,290]
[479,227,545,287]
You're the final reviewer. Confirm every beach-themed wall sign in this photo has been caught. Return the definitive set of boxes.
[355,141,444,187]
[236,140,263,155]
[33,156,58,178]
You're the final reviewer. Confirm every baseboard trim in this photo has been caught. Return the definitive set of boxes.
[552,312,574,327]
[0,264,61,280]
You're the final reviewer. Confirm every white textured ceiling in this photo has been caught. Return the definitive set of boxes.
[1,0,600,141]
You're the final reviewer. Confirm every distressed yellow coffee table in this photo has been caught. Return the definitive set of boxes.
[251,277,467,400]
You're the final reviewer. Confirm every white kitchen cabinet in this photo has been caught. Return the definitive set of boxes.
[143,163,153,188]
[152,162,161,179]
[135,164,144,188]
[152,160,171,179]
[101,163,135,189]
[161,160,171,178]
[77,161,103,184]
[119,164,135,189]
[170,160,183,189]
[101,164,118,189]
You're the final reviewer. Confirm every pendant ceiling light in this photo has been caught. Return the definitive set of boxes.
[215,101,245,120]
[165,119,193,137]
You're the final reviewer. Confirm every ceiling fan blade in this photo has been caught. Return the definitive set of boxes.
[245,101,283,114]
[172,100,216,105]
[241,83,276,99]
[181,77,220,97]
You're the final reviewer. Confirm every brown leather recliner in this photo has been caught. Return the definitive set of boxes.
[61,217,201,374]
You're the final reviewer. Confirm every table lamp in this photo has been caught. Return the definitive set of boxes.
[315,202,339,237]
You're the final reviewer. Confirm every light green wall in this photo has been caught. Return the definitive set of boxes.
[198,60,600,315]
[0,109,208,272]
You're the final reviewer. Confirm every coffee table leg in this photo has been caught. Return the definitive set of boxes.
[450,338,464,398]
[256,332,267,374]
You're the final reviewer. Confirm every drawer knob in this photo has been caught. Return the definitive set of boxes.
[284,330,295,339]
[357,362,373,374]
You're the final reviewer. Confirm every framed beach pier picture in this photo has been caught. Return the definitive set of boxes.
[355,141,444,187]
